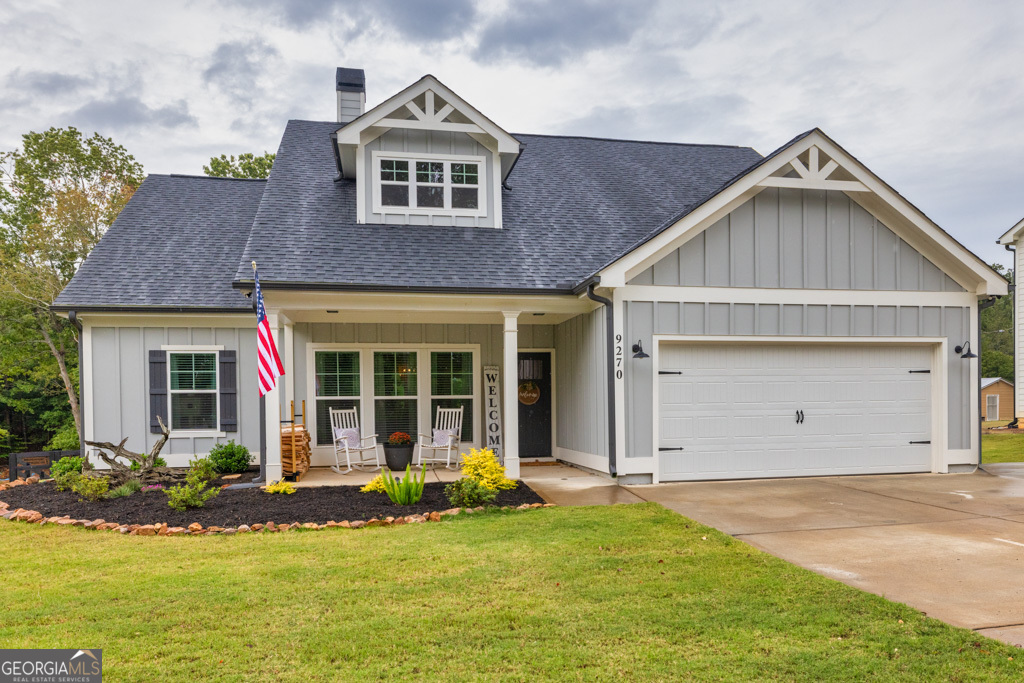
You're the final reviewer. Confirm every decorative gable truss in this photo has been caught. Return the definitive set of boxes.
[334,75,521,228]
[597,129,1007,297]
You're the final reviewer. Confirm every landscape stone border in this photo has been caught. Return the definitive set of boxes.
[0,477,555,536]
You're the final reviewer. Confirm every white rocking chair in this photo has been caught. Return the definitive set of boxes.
[417,405,464,469]
[329,407,380,474]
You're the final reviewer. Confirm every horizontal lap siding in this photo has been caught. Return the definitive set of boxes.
[553,310,608,458]
[89,326,259,466]
[623,302,971,458]
[630,188,965,292]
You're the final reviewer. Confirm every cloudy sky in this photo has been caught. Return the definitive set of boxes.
[2,0,1021,267]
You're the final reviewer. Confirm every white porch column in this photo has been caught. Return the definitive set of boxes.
[502,311,520,478]
[264,312,284,482]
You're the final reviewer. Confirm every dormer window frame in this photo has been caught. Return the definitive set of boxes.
[371,150,488,219]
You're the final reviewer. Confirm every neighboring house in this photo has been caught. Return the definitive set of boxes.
[997,218,1023,424]
[981,378,1014,422]
[53,68,1008,484]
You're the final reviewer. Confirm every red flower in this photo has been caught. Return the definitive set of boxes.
[388,432,412,446]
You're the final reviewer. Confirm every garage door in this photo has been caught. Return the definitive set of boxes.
[658,344,933,481]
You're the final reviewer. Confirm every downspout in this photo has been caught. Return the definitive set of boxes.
[1005,243,1018,429]
[585,282,617,477]
[68,311,84,457]
[978,296,999,467]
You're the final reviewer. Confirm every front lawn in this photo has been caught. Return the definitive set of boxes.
[983,433,1024,463]
[0,504,1018,680]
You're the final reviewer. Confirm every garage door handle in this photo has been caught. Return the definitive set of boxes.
[796,410,804,424]
[909,440,931,445]
[659,370,683,375]
[658,447,684,452]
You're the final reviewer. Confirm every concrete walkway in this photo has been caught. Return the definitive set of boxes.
[522,463,1024,648]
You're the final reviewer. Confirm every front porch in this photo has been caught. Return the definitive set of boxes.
[259,289,607,483]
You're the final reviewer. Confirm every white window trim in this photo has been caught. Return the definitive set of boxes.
[428,350,476,443]
[371,150,487,219]
[165,347,223,438]
[306,343,482,458]
[312,350,363,447]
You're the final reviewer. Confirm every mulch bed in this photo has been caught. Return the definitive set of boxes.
[0,479,545,528]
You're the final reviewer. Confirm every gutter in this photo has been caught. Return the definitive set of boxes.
[68,311,84,458]
[232,280,580,296]
[584,280,617,478]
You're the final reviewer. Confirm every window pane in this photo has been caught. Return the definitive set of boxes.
[381,184,409,207]
[451,163,478,185]
[380,159,408,182]
[315,351,359,397]
[315,398,360,446]
[374,352,417,397]
[431,352,473,396]
[430,398,472,441]
[375,399,417,440]
[170,353,216,391]
[417,186,444,208]
[415,161,443,184]
[452,187,478,209]
[171,393,217,430]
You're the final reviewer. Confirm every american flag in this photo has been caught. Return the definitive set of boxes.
[253,265,284,396]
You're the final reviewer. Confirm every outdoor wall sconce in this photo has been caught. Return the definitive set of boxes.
[954,341,977,359]
[632,340,650,359]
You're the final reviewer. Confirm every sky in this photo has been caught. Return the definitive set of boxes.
[1,0,1022,268]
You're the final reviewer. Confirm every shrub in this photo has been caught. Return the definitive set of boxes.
[208,441,252,474]
[360,475,387,493]
[459,448,516,491]
[72,474,110,502]
[164,457,220,511]
[381,465,426,505]
[108,480,143,499]
[265,480,296,495]
[130,456,167,472]
[51,456,84,479]
[445,477,498,508]
[54,470,82,492]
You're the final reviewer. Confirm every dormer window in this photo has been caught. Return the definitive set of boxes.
[372,152,486,217]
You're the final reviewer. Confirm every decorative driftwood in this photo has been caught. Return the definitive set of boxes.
[84,415,188,486]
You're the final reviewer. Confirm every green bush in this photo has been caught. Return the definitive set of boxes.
[208,441,252,474]
[445,478,498,508]
[381,465,426,505]
[165,457,220,511]
[51,456,84,479]
[130,456,167,471]
[108,480,142,499]
[54,470,82,492]
[72,475,110,502]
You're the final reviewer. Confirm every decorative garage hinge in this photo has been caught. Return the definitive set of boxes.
[909,441,931,445]
[658,370,683,375]
[908,370,931,374]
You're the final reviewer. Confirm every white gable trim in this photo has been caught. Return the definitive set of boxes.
[998,216,1024,245]
[598,130,1007,297]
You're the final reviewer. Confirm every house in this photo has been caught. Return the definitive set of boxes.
[997,218,1023,425]
[981,378,1014,422]
[53,68,1008,484]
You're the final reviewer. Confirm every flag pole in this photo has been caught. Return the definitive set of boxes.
[252,261,267,485]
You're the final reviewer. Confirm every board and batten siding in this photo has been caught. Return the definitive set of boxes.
[363,128,496,228]
[553,309,608,460]
[622,301,972,459]
[87,325,260,466]
[629,188,966,293]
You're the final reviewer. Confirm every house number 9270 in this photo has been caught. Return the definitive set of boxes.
[615,334,623,379]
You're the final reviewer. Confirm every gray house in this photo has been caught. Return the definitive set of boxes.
[54,69,1007,483]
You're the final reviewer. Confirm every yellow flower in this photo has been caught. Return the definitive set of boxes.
[459,448,516,491]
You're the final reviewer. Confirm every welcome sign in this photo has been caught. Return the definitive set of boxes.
[483,365,503,461]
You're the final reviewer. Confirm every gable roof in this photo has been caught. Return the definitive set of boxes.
[54,175,265,311]
[998,216,1024,245]
[982,377,1014,389]
[233,120,762,292]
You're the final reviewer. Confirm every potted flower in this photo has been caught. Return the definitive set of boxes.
[383,432,415,471]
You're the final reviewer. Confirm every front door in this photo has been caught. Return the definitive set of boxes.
[518,351,552,458]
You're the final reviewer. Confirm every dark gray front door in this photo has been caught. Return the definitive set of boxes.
[517,351,552,458]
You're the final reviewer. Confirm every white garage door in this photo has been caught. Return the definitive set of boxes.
[658,344,933,481]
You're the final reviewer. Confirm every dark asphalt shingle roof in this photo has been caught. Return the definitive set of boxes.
[235,120,763,292]
[54,175,265,310]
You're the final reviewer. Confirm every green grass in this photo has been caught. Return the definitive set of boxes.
[983,433,1024,463]
[0,504,1019,681]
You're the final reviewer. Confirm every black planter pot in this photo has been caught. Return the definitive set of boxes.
[383,445,415,471]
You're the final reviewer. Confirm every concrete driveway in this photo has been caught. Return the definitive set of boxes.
[524,464,1024,647]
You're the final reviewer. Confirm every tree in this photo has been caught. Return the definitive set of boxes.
[203,152,275,179]
[0,127,143,448]
[980,262,1014,381]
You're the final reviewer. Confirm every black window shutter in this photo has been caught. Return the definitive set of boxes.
[219,350,238,432]
[149,350,168,433]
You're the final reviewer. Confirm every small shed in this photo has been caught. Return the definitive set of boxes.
[982,378,1015,422]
